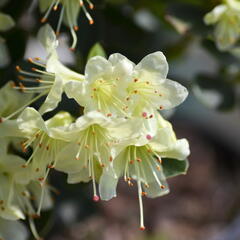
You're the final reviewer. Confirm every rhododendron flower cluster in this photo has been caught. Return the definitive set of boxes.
[0,6,190,239]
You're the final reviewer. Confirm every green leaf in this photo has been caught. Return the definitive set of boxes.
[162,158,189,178]
[0,13,15,32]
[87,43,106,60]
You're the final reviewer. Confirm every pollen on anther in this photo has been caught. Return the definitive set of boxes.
[142,112,147,118]
[146,134,152,140]
[160,185,165,189]
[159,105,164,110]
[19,82,26,92]
[93,195,100,202]
[136,158,142,163]
[89,19,94,25]
[89,3,94,9]
[140,226,146,231]
[41,17,47,23]
[141,192,147,197]
[28,58,34,63]
[16,65,21,71]
[109,156,113,162]
[48,164,54,169]
[74,26,79,31]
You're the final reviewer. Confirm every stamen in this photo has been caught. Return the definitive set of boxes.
[56,5,65,35]
[29,217,42,240]
[28,58,46,68]
[86,0,94,9]
[53,0,60,11]
[41,0,55,23]
[80,0,94,25]
[69,27,78,50]
[137,174,145,230]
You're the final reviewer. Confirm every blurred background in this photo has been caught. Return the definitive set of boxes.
[1,0,240,239]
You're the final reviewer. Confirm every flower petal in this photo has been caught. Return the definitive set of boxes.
[204,5,227,25]
[160,139,190,160]
[64,80,85,106]
[108,53,135,80]
[67,168,91,184]
[18,107,47,135]
[0,218,28,240]
[135,51,169,80]
[55,144,85,173]
[85,56,112,82]
[39,76,64,114]
[99,166,118,200]
[0,120,23,138]
[156,79,188,110]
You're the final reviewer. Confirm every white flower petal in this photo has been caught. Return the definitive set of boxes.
[156,79,188,110]
[17,107,47,135]
[160,139,190,160]
[0,218,28,240]
[39,76,64,114]
[99,166,118,200]
[0,120,23,138]
[144,180,170,198]
[46,55,84,82]
[204,5,227,24]
[55,144,85,173]
[64,80,85,106]
[108,53,135,80]
[135,51,169,79]
[85,56,112,82]
[67,168,91,184]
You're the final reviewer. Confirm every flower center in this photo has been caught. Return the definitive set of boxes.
[90,79,128,115]
[74,124,112,201]
[119,145,165,230]
[126,78,163,109]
